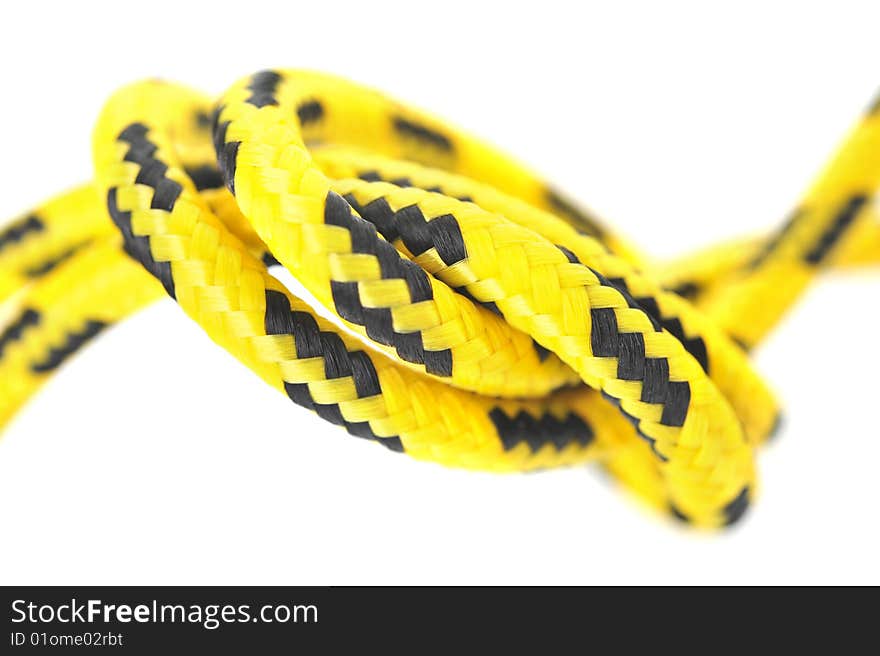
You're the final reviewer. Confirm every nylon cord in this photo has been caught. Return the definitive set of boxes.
[1,71,878,527]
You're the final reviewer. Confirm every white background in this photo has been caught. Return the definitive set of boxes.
[0,1,877,585]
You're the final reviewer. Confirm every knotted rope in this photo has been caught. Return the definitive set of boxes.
[1,71,878,526]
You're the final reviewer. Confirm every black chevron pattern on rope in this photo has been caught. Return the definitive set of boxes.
[749,208,802,270]
[392,116,454,152]
[569,256,693,432]
[666,281,701,300]
[606,277,710,374]
[110,122,181,298]
[210,104,240,195]
[722,486,751,526]
[343,189,512,321]
[342,192,467,266]
[30,320,107,373]
[589,294,691,432]
[264,289,403,452]
[25,242,89,278]
[0,308,40,358]
[184,164,225,191]
[545,187,606,238]
[245,70,282,108]
[0,214,44,253]
[324,191,453,377]
[297,100,324,125]
[671,485,751,525]
[804,194,869,265]
[488,407,594,453]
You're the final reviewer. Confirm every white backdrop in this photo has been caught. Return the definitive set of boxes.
[0,0,877,585]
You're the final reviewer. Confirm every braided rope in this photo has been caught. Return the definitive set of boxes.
[1,71,878,527]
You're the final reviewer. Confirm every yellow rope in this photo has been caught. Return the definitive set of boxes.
[1,71,877,527]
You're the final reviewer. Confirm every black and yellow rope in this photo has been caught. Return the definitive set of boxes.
[1,71,878,527]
